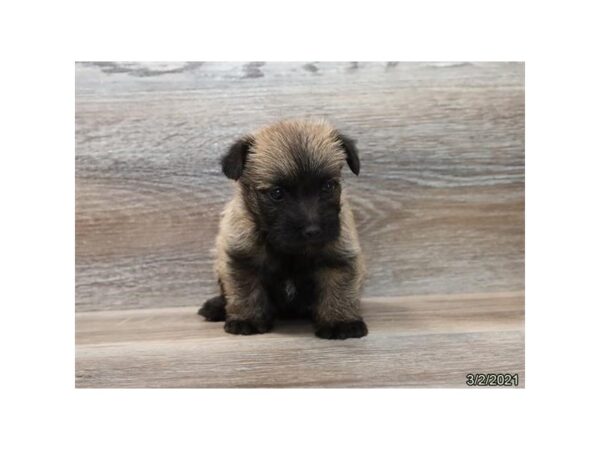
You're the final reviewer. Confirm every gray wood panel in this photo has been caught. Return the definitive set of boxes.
[75,62,524,311]
[76,291,524,388]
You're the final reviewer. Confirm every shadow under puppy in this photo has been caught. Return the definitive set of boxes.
[199,119,367,339]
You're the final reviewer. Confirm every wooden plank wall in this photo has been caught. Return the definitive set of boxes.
[75,62,524,312]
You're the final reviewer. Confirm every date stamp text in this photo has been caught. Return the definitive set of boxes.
[466,373,519,387]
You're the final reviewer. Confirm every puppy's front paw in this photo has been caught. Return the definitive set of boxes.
[315,320,368,339]
[224,319,273,335]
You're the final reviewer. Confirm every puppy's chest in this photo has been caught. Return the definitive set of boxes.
[262,254,317,303]
[262,251,316,279]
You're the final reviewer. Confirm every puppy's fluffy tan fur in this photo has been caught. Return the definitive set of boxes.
[199,119,367,339]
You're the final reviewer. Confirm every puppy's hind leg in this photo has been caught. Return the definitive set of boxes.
[198,295,227,322]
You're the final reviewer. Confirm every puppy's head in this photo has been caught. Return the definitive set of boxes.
[221,119,360,253]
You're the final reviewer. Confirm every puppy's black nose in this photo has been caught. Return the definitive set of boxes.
[303,224,322,239]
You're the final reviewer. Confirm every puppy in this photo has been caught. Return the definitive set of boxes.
[198,119,367,339]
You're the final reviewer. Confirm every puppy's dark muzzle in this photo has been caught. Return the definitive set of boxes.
[302,224,322,239]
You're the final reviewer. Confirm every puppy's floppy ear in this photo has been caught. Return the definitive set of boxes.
[337,133,360,175]
[221,135,254,180]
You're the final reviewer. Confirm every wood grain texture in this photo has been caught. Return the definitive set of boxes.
[76,292,524,388]
[75,61,524,311]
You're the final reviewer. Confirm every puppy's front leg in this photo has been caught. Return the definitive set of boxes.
[222,263,273,335]
[313,266,368,339]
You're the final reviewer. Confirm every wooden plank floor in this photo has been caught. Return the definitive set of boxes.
[76,292,524,388]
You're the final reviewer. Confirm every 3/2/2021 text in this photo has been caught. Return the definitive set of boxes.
[466,373,519,387]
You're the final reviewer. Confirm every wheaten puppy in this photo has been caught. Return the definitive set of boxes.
[198,119,367,339]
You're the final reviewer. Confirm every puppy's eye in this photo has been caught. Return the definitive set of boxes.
[269,186,284,201]
[321,180,337,193]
